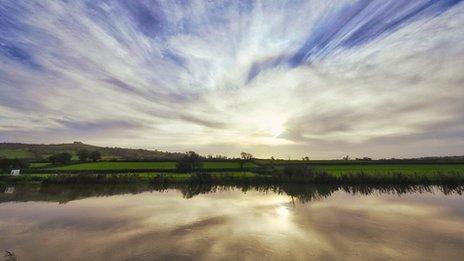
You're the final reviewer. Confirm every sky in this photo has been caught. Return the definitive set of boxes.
[1,0,463,159]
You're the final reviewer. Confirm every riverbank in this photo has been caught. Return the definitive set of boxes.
[1,168,464,185]
[24,161,464,174]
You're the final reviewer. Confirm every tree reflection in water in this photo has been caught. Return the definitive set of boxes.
[1,183,462,204]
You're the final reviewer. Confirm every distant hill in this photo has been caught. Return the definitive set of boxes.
[0,142,184,161]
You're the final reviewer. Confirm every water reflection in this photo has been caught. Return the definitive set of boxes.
[1,183,463,204]
[1,184,463,260]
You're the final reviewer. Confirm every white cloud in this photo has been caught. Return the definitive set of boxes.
[0,0,463,158]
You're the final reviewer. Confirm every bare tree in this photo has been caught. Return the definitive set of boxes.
[240,152,253,170]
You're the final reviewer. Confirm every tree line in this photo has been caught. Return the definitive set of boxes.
[0,158,30,173]
[175,151,254,172]
[48,149,101,165]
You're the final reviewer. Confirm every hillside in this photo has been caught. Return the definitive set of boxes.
[0,142,184,161]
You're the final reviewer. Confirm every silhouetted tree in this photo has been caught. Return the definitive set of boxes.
[48,155,57,165]
[49,152,72,165]
[0,158,30,172]
[176,151,203,172]
[77,149,89,162]
[240,152,253,170]
[215,155,227,159]
[89,151,101,162]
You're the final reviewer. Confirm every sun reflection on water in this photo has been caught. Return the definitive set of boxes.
[0,186,463,260]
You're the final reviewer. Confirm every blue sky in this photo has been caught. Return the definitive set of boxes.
[1,0,463,159]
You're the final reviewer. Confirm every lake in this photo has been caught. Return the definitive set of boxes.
[1,184,463,260]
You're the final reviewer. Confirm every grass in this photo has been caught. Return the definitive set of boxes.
[30,162,52,168]
[42,161,464,173]
[0,142,183,160]
[0,172,260,184]
[260,165,464,185]
[2,168,464,185]
[203,161,257,169]
[42,161,257,171]
[3,160,463,185]
[316,164,464,176]
[0,149,34,158]
[48,161,177,170]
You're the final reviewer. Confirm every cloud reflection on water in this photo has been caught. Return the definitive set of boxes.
[0,186,463,260]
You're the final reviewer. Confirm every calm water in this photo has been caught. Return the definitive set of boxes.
[1,184,463,261]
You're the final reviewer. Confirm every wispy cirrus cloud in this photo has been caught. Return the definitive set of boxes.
[0,0,463,158]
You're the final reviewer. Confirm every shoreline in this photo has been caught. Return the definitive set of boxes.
[1,182,463,206]
[1,171,464,185]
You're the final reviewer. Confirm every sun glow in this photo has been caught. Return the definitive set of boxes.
[259,116,286,137]
[269,123,284,137]
[276,205,290,218]
[226,113,292,146]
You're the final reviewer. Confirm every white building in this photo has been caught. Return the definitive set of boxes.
[4,187,15,194]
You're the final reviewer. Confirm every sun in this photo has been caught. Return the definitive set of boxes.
[261,116,285,137]
[269,123,284,137]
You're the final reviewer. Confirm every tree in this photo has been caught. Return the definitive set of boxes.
[240,152,253,170]
[48,155,57,165]
[0,158,30,173]
[176,151,203,172]
[342,155,350,161]
[57,152,72,164]
[215,155,227,159]
[302,156,310,161]
[89,151,101,162]
[77,149,89,162]
[49,152,72,165]
[240,152,253,160]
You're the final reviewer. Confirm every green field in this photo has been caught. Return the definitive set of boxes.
[316,164,464,176]
[3,160,464,185]
[30,161,464,175]
[44,161,257,171]
[48,161,176,170]
[30,162,53,168]
[0,149,34,159]
[0,172,259,185]
[1,169,463,185]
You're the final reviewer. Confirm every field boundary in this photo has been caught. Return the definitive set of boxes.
[21,167,256,174]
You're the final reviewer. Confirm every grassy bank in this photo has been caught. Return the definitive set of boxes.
[1,167,464,185]
[3,160,464,185]
[317,164,464,176]
[23,161,464,176]
[27,161,258,173]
